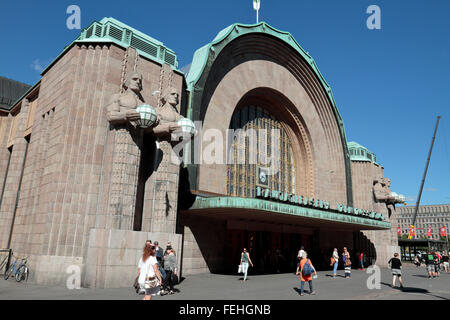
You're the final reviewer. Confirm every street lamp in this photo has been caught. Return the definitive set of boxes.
[135,104,157,128]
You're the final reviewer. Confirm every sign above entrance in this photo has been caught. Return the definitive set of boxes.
[255,186,385,222]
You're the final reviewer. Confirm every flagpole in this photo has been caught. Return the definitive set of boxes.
[253,0,260,24]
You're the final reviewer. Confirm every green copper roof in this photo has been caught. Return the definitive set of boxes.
[186,22,343,122]
[347,141,378,164]
[189,196,391,230]
[41,17,178,75]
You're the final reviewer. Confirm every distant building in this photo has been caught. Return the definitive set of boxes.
[0,76,30,110]
[397,205,450,240]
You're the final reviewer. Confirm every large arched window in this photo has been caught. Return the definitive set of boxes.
[227,105,295,198]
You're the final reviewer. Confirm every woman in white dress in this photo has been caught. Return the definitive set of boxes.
[138,244,163,300]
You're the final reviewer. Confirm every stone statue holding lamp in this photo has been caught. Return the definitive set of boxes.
[106,72,195,140]
[150,86,196,141]
[106,72,147,126]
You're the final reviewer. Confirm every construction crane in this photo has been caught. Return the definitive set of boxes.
[409,116,441,239]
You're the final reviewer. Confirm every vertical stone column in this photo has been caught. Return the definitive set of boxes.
[0,99,30,248]
[148,140,179,233]
[106,48,142,231]
[141,64,181,234]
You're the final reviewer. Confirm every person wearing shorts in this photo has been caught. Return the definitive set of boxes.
[388,253,403,288]
[441,251,449,273]
[426,251,436,279]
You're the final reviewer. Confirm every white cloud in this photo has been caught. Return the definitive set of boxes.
[30,59,44,73]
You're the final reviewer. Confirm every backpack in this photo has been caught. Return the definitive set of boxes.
[302,259,313,276]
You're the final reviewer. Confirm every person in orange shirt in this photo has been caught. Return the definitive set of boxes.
[299,252,317,296]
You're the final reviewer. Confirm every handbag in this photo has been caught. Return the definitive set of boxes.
[345,259,352,267]
[238,264,243,273]
[144,276,159,289]
[330,257,336,266]
[144,260,159,289]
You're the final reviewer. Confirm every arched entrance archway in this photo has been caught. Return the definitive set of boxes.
[227,87,314,198]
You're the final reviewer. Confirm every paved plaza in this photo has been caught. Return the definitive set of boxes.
[0,263,449,300]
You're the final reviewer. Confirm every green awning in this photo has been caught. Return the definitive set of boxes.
[185,196,391,231]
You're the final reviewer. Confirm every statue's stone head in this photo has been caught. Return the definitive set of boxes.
[374,177,391,188]
[123,72,143,93]
[161,87,179,107]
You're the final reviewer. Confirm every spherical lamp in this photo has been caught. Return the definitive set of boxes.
[177,117,196,136]
[135,104,157,128]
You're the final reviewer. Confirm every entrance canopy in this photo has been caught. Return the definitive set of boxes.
[183,196,391,231]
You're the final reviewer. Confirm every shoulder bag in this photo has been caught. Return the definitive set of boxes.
[144,260,159,289]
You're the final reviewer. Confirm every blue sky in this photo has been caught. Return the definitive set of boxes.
[1,0,449,205]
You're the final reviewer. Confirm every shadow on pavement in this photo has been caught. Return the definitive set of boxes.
[293,287,314,295]
[325,274,345,278]
[381,282,448,300]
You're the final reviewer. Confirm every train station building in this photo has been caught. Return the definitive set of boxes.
[0,17,403,287]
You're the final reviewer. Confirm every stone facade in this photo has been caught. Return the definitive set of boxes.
[351,160,400,267]
[0,18,399,286]
[0,39,184,286]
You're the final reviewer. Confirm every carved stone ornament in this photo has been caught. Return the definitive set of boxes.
[149,86,184,140]
[106,71,146,126]
[373,177,403,204]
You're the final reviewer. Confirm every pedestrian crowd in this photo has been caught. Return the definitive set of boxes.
[137,240,449,300]
[414,250,449,279]
[136,239,179,301]
[237,244,450,298]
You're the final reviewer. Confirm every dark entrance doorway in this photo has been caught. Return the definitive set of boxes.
[225,229,311,275]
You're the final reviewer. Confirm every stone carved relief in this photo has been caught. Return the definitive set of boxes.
[106,71,145,126]
[373,177,404,219]
[373,177,405,205]
[149,86,184,140]
[373,177,396,204]
[106,72,183,141]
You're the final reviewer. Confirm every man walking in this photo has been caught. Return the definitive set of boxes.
[388,253,404,288]
[426,251,436,279]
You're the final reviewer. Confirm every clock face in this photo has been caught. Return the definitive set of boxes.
[257,166,269,187]
[260,171,267,183]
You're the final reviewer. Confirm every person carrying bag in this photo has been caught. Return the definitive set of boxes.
[138,244,162,300]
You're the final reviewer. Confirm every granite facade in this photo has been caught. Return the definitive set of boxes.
[0,20,398,286]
